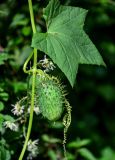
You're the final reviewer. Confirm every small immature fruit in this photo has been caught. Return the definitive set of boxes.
[28,73,65,121]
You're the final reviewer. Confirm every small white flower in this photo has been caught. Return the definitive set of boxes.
[27,154,33,160]
[27,139,39,159]
[27,149,39,160]
[27,107,30,114]
[4,121,18,131]
[11,103,24,116]
[39,55,48,64]
[27,149,39,159]
[34,107,40,115]
[39,55,55,72]
[28,106,40,115]
[27,139,39,151]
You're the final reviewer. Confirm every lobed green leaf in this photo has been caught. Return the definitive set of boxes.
[32,0,105,86]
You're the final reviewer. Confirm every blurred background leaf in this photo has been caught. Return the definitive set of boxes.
[0,53,8,65]
[99,147,115,160]
[78,148,97,160]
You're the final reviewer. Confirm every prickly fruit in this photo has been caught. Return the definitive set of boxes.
[28,74,65,121]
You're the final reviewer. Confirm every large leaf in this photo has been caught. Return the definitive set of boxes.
[32,0,105,86]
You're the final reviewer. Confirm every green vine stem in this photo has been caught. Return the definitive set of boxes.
[18,0,37,159]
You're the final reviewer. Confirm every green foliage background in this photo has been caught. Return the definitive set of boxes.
[0,0,115,159]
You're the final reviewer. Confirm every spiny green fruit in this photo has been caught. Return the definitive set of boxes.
[28,73,65,121]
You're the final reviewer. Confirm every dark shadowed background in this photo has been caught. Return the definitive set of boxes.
[0,0,115,159]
